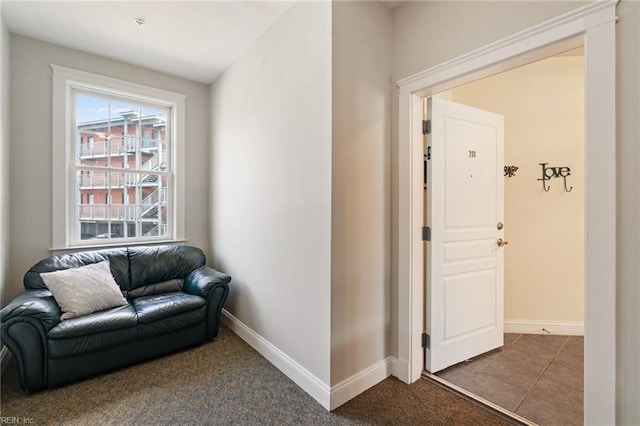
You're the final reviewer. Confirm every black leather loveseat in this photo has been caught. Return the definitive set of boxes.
[0,245,230,392]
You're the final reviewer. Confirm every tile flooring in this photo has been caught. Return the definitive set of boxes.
[435,333,583,425]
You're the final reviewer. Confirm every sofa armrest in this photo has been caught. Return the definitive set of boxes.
[184,266,231,299]
[1,290,62,331]
[1,290,61,392]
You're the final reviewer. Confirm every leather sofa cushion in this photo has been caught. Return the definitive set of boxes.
[137,307,205,338]
[128,245,205,289]
[47,305,139,358]
[48,305,137,339]
[48,326,139,359]
[131,292,205,324]
[125,278,184,299]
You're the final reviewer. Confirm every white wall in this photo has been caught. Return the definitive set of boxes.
[211,1,394,407]
[615,1,640,424]
[7,35,210,303]
[209,0,332,390]
[331,0,392,387]
[392,1,639,423]
[0,12,10,307]
[451,56,585,330]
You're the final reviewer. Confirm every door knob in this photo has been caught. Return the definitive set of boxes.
[497,238,509,247]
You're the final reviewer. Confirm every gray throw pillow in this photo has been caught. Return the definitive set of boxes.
[40,260,128,320]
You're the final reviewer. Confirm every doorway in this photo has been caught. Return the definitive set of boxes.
[426,49,585,424]
[395,3,616,424]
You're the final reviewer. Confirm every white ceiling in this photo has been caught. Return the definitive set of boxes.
[1,1,297,84]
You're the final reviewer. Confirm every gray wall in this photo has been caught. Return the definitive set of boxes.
[209,2,332,385]
[331,1,392,385]
[391,2,639,423]
[7,35,210,303]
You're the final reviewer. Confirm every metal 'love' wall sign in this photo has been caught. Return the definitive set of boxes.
[537,163,573,192]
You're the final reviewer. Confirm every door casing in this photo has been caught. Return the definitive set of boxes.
[395,2,616,425]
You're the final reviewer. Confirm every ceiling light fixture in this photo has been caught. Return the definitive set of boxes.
[134,18,145,28]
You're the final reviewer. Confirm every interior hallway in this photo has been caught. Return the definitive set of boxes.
[435,333,583,425]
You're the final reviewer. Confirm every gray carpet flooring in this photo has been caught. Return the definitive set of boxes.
[1,324,510,425]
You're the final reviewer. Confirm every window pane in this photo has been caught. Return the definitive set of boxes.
[76,95,111,165]
[76,170,168,240]
[140,174,169,238]
[70,84,174,246]
[75,95,170,170]
[141,107,168,147]
[76,130,113,162]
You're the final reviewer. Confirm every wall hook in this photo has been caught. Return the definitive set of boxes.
[563,179,573,192]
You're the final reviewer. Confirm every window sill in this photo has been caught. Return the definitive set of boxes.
[49,239,188,256]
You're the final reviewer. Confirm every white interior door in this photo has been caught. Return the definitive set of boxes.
[425,97,505,373]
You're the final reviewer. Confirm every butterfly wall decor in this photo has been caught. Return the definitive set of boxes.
[504,165,518,177]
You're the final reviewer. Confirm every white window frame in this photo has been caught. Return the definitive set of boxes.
[51,65,186,250]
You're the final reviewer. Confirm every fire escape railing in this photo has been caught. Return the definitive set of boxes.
[140,187,167,218]
[143,224,168,237]
[77,204,139,221]
[77,143,167,237]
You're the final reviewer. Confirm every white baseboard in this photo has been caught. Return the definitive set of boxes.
[390,356,410,383]
[504,319,584,336]
[330,357,393,410]
[0,344,11,374]
[221,309,396,411]
[221,309,331,409]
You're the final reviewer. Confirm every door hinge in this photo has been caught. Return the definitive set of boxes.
[422,119,431,135]
[422,332,430,349]
[422,226,431,242]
